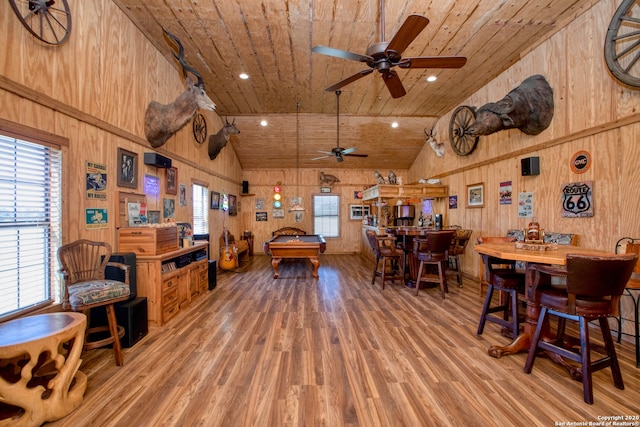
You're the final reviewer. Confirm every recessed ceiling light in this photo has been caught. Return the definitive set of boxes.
[391,122,399,128]
[427,75,437,82]
[239,73,249,80]
[260,120,268,127]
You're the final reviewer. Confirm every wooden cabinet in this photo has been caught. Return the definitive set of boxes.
[135,243,209,327]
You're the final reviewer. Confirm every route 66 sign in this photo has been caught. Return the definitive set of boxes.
[561,181,593,217]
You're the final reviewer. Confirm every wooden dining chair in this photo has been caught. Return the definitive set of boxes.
[614,237,640,368]
[476,236,524,338]
[524,253,638,404]
[366,230,404,289]
[58,239,131,366]
[412,230,455,298]
[448,228,473,287]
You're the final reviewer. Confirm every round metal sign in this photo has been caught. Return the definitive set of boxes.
[570,150,591,174]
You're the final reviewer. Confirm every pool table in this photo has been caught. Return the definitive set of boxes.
[263,234,327,278]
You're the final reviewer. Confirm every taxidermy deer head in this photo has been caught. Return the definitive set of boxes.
[145,29,217,148]
[425,127,444,157]
[208,117,240,160]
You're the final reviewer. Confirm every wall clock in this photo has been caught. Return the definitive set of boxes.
[192,113,207,144]
[9,0,72,46]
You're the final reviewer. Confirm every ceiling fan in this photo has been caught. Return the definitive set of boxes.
[311,0,467,98]
[312,90,368,163]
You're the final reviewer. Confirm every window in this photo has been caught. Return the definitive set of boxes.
[192,183,209,234]
[0,134,62,320]
[313,194,339,237]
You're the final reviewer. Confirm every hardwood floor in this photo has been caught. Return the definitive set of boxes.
[49,254,640,426]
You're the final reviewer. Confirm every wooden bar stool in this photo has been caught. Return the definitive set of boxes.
[524,253,637,404]
[366,230,404,289]
[58,239,131,366]
[413,230,455,298]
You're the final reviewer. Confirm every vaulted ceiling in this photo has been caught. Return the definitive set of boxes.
[113,0,598,170]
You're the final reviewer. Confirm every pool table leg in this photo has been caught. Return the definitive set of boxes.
[271,257,281,278]
[310,256,320,278]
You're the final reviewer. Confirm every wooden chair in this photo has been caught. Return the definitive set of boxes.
[524,253,638,404]
[366,230,404,289]
[476,236,524,338]
[412,230,455,298]
[614,237,640,368]
[448,228,473,287]
[58,239,131,366]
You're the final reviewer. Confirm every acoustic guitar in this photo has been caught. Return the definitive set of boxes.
[219,227,236,270]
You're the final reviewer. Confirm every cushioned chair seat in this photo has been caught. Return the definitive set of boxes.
[68,280,130,307]
[539,288,615,317]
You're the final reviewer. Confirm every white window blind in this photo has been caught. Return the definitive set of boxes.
[0,135,62,319]
[313,194,339,237]
[192,184,209,235]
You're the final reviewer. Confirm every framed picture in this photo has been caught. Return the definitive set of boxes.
[228,194,237,216]
[350,204,371,220]
[148,210,160,224]
[179,184,187,206]
[117,148,138,189]
[256,212,267,221]
[210,191,220,209]
[467,183,484,208]
[166,167,177,195]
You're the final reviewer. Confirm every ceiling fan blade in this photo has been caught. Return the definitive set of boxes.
[325,69,374,92]
[311,155,331,160]
[382,71,406,98]
[317,150,333,155]
[341,147,357,155]
[312,45,372,63]
[397,56,467,69]
[385,15,429,57]
[344,153,369,157]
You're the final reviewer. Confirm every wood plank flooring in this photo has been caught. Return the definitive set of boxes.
[49,254,640,426]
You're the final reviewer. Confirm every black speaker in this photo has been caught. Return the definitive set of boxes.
[208,260,217,290]
[242,180,249,194]
[105,252,137,299]
[143,152,172,168]
[89,297,148,348]
[521,157,540,176]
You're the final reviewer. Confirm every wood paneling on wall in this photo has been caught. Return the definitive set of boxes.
[0,0,243,249]
[407,0,640,333]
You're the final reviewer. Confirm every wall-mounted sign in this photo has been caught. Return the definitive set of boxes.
[561,180,593,218]
[85,208,108,229]
[320,187,331,193]
[570,150,591,174]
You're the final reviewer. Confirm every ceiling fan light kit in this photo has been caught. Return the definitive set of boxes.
[311,0,466,98]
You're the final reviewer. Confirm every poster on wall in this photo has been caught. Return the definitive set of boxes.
[179,184,187,206]
[561,180,593,218]
[85,208,108,229]
[518,192,533,218]
[294,212,303,223]
[273,209,285,218]
[256,212,267,221]
[255,198,265,210]
[448,195,458,209]
[163,198,175,219]
[499,181,512,205]
[86,161,107,200]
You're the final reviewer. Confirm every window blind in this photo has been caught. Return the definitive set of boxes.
[313,194,340,237]
[192,184,209,235]
[0,135,62,319]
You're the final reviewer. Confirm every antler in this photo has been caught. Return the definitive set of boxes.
[163,28,205,89]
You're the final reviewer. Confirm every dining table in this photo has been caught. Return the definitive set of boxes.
[474,241,612,378]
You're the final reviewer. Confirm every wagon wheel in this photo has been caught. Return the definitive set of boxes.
[9,0,72,46]
[605,0,640,88]
[192,113,207,144]
[449,105,479,156]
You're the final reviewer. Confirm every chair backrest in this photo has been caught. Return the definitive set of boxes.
[566,253,638,300]
[365,229,380,256]
[413,230,455,255]
[58,239,111,286]
[506,229,578,245]
[615,237,640,275]
[450,229,473,255]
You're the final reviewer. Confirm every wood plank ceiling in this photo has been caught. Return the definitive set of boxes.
[112,0,599,170]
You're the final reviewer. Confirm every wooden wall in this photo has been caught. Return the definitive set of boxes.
[406,0,640,334]
[0,0,243,253]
